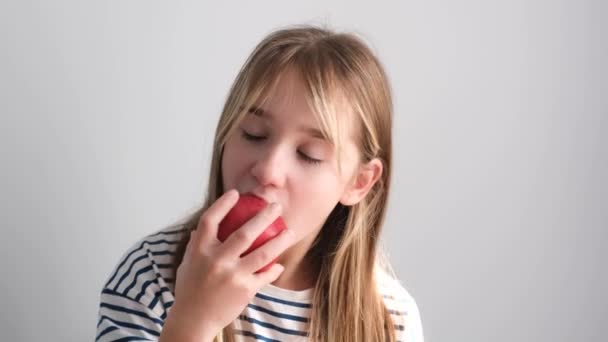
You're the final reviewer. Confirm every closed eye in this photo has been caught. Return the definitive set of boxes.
[240,129,266,142]
[240,129,322,165]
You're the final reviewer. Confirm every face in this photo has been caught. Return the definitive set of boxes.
[221,69,370,262]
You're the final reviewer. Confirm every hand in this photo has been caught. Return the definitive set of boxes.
[162,189,296,340]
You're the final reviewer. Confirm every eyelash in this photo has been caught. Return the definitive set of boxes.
[240,129,322,165]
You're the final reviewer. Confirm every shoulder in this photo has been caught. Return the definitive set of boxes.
[376,267,425,342]
[96,225,190,341]
[98,225,189,316]
[102,225,189,296]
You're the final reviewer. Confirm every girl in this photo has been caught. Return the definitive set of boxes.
[96,25,424,342]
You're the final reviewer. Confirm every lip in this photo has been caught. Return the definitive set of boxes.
[242,191,273,204]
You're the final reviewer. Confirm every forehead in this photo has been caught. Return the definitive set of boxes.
[254,68,360,144]
[261,69,313,118]
[247,105,326,141]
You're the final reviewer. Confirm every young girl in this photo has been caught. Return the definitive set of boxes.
[96,25,424,342]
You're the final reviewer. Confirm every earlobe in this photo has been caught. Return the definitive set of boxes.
[339,158,383,206]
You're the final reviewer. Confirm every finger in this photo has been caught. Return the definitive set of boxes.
[240,228,295,274]
[196,189,239,243]
[183,229,199,258]
[220,202,282,259]
[252,263,285,288]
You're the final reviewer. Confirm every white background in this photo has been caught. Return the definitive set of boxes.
[1,1,606,341]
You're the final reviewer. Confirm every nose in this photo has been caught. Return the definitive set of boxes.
[250,145,287,188]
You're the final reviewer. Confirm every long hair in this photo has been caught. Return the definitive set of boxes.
[170,24,396,341]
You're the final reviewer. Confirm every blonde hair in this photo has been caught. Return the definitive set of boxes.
[171,24,397,341]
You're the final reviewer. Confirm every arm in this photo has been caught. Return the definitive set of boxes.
[95,288,163,341]
[402,297,424,342]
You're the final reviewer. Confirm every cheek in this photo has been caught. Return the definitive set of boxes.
[221,139,250,188]
[286,174,343,234]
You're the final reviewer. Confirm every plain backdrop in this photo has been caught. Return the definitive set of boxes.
[1,1,606,341]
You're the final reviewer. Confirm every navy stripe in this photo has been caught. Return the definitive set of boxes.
[255,292,312,308]
[114,250,174,292]
[247,304,309,323]
[149,227,189,237]
[122,265,153,295]
[151,250,175,257]
[99,303,163,326]
[384,322,406,331]
[110,337,153,342]
[155,286,172,298]
[147,293,160,310]
[113,254,149,291]
[145,286,172,310]
[382,294,408,303]
[95,326,118,340]
[102,288,161,313]
[135,279,157,302]
[233,329,281,342]
[97,315,160,337]
[388,309,408,316]
[122,263,172,296]
[239,314,307,336]
[163,300,174,310]
[105,238,182,288]
[384,320,404,331]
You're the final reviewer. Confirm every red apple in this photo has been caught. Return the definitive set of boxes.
[218,194,286,273]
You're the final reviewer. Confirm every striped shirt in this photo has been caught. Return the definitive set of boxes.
[96,226,424,341]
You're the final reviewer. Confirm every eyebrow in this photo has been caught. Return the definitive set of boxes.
[248,106,327,140]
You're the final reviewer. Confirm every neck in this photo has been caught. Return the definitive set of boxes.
[271,231,320,291]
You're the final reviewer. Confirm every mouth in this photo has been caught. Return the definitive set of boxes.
[242,189,283,207]
[242,191,270,204]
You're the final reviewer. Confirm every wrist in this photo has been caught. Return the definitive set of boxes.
[160,304,219,342]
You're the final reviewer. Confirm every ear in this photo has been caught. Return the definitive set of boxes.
[339,158,383,206]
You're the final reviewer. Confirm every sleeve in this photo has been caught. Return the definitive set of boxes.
[96,288,164,341]
[377,268,425,342]
[95,237,169,341]
[397,296,424,342]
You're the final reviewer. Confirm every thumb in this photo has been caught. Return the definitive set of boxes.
[254,263,285,288]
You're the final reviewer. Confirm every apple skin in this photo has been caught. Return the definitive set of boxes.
[217,194,287,273]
